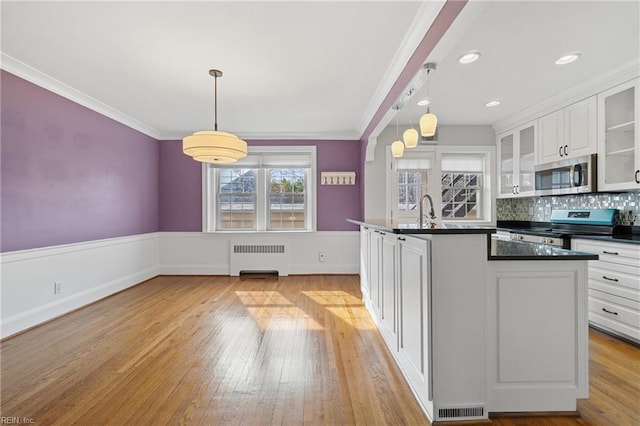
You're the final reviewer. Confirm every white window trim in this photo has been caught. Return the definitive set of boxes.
[202,146,317,233]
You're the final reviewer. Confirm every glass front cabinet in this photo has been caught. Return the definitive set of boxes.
[497,121,536,198]
[597,78,640,191]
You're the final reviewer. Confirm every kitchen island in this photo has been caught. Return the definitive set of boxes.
[348,219,598,423]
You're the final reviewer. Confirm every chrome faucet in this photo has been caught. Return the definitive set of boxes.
[419,193,436,228]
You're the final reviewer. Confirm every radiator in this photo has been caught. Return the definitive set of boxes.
[229,241,289,276]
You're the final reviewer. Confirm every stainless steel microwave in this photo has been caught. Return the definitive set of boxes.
[534,154,597,196]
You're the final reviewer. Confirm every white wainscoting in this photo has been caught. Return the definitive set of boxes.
[1,231,359,339]
[0,233,160,339]
[159,231,360,275]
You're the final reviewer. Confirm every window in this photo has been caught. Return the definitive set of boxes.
[441,172,482,219]
[218,168,255,229]
[397,170,429,212]
[204,147,316,232]
[269,168,306,229]
[390,151,435,221]
[440,153,487,221]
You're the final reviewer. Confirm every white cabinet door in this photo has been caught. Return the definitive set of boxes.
[538,97,597,164]
[486,261,589,412]
[359,226,370,299]
[497,121,536,198]
[379,233,398,350]
[369,230,383,318]
[565,96,597,159]
[597,78,640,191]
[497,132,516,198]
[397,235,431,409]
[538,109,564,164]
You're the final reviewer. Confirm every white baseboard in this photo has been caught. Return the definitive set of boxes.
[1,233,160,339]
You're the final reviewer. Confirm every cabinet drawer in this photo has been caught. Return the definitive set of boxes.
[572,239,640,267]
[589,262,640,302]
[589,289,640,330]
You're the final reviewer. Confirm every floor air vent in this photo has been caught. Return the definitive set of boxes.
[230,242,289,276]
[437,406,485,420]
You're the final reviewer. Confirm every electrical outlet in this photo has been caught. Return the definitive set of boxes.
[54,282,63,295]
[318,252,326,262]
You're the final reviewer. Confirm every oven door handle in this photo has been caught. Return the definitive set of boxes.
[569,164,583,187]
[569,164,576,187]
[573,164,583,187]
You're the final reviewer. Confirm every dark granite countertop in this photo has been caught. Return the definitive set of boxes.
[489,239,599,261]
[350,219,598,260]
[347,218,496,235]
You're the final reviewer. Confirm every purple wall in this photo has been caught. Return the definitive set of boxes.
[159,139,361,232]
[159,141,202,231]
[1,71,160,252]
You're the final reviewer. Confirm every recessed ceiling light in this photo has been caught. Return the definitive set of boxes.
[417,99,431,106]
[555,53,581,65]
[458,51,481,64]
[486,100,501,107]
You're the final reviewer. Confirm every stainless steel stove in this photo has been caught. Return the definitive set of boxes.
[506,209,618,248]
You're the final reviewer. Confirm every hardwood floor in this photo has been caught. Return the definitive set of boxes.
[1,275,639,425]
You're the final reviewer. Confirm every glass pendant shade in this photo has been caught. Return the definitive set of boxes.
[420,111,438,137]
[183,131,247,163]
[391,140,405,158]
[403,128,419,148]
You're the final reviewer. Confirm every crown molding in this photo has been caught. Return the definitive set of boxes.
[1,52,162,139]
[159,130,361,141]
[493,61,640,135]
[356,0,446,138]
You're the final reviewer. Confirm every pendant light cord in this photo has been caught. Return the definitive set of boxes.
[214,74,218,131]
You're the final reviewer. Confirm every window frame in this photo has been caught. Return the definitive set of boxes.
[203,146,317,233]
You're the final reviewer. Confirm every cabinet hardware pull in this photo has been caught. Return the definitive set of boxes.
[602,251,619,255]
[398,237,406,241]
[379,231,386,235]
[602,308,618,316]
[515,185,519,194]
[558,146,563,157]
[602,275,619,282]
[635,169,640,184]
[564,145,568,156]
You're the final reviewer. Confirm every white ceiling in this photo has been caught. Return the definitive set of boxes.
[394,0,640,131]
[2,1,639,142]
[1,0,438,140]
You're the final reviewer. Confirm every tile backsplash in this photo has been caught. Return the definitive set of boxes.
[497,191,640,225]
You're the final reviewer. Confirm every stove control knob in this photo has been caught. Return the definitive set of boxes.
[517,235,524,240]
[547,238,554,244]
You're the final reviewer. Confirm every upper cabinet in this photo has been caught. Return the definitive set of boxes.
[537,96,597,164]
[497,121,536,198]
[597,78,640,191]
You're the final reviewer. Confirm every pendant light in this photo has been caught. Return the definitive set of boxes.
[403,118,419,148]
[183,69,247,163]
[419,63,438,138]
[391,114,405,158]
